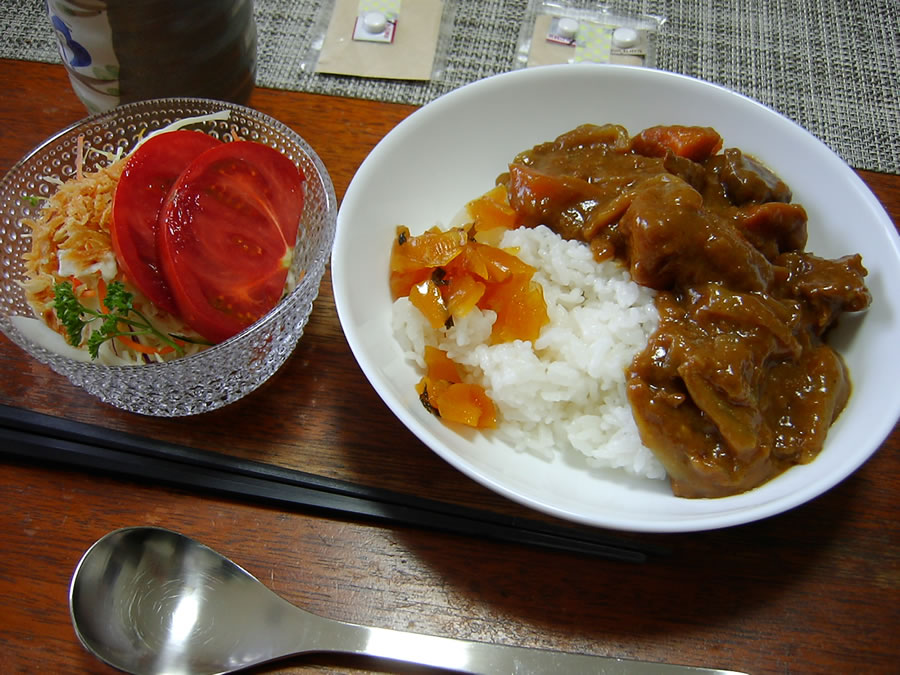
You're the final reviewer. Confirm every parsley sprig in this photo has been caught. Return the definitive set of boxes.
[52,280,185,359]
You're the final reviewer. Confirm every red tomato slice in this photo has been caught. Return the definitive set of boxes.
[157,141,306,343]
[112,130,222,316]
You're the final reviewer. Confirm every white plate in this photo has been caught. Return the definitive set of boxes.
[332,64,900,532]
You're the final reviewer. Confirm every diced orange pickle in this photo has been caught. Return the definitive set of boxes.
[473,227,507,247]
[467,185,519,232]
[408,279,449,329]
[397,227,468,267]
[469,385,498,428]
[416,375,452,411]
[445,245,488,280]
[423,345,462,383]
[391,225,473,298]
[483,244,534,280]
[480,275,548,344]
[390,267,432,299]
[436,382,497,428]
[390,227,427,297]
[443,273,486,318]
[390,227,415,272]
[477,242,534,282]
[397,211,549,429]
[448,242,533,283]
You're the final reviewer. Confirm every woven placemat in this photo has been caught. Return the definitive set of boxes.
[3,0,898,173]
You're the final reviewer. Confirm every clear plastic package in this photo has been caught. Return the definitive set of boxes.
[300,0,456,82]
[514,1,665,70]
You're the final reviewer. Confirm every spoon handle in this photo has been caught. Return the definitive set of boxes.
[309,614,744,675]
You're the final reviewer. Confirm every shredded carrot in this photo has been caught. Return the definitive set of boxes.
[76,134,84,180]
[115,335,175,355]
[96,277,108,312]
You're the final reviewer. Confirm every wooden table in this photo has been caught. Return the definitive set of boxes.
[0,59,897,675]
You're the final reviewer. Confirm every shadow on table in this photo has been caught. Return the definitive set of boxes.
[388,466,860,648]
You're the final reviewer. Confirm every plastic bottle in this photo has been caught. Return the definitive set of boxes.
[46,0,257,112]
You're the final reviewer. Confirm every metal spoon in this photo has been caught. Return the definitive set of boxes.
[69,527,744,675]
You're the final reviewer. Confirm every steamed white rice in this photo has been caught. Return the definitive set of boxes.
[392,224,666,480]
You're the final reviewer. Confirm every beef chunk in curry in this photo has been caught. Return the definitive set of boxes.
[500,124,871,498]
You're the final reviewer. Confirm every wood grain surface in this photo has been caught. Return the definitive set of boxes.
[0,59,897,675]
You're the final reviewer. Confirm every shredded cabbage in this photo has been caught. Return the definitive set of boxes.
[131,110,232,154]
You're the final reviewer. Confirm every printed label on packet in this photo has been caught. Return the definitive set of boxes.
[546,16,579,46]
[353,0,401,43]
[609,26,649,66]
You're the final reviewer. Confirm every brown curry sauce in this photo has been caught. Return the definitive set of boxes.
[499,124,871,497]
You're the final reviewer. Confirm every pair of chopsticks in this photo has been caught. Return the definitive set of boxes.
[0,404,668,563]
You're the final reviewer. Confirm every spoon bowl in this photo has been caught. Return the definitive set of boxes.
[69,527,744,674]
[70,526,312,674]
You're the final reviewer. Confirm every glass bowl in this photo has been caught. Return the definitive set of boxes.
[0,98,337,416]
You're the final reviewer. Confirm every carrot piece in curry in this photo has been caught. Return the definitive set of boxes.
[631,125,723,162]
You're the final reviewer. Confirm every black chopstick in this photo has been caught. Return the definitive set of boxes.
[0,404,668,562]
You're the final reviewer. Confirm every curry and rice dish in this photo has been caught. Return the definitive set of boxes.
[392,123,871,498]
